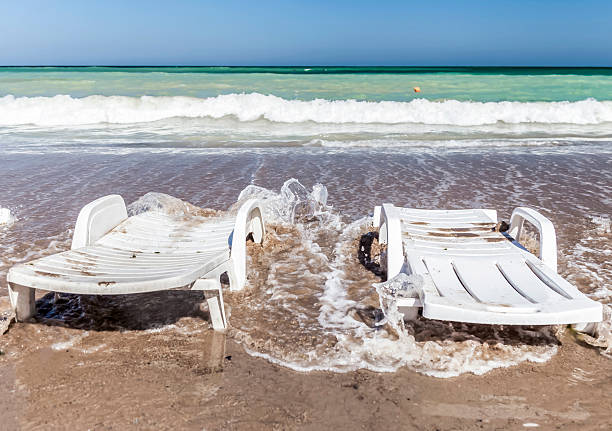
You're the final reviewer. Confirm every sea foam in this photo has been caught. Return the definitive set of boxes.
[0,207,16,226]
[1,93,612,126]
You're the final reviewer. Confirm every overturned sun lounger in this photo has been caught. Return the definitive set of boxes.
[374,204,602,325]
[7,195,265,331]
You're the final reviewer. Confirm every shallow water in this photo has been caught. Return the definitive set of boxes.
[1,147,610,377]
[1,67,610,377]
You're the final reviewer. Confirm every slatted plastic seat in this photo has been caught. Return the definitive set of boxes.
[8,195,265,331]
[374,204,602,325]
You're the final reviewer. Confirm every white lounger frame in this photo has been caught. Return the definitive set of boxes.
[374,204,602,325]
[8,195,265,331]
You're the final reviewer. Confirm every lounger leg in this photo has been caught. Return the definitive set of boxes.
[8,283,35,321]
[403,306,420,320]
[572,322,598,335]
[227,269,239,291]
[400,298,422,320]
[205,293,226,331]
[191,277,227,331]
[193,278,228,331]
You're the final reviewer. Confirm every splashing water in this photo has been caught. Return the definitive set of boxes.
[235,178,330,224]
[127,192,221,219]
[374,273,425,332]
[0,207,16,226]
[226,179,561,377]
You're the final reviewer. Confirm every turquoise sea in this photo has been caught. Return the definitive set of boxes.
[2,66,612,101]
[0,66,611,153]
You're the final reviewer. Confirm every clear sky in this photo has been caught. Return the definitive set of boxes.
[2,0,611,66]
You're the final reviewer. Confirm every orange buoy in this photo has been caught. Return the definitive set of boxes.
[413,86,421,93]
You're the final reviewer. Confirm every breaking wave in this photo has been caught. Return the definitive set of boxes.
[2,93,612,126]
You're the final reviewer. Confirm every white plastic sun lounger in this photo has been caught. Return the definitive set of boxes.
[374,204,602,325]
[7,195,265,331]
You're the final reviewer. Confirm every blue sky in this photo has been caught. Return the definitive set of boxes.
[2,0,611,66]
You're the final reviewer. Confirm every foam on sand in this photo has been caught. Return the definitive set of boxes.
[0,207,16,226]
[1,93,612,126]
[591,215,611,234]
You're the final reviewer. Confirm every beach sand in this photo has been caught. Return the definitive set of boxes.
[0,320,610,430]
[1,149,611,429]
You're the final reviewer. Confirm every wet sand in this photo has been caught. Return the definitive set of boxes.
[1,321,610,430]
[1,148,611,429]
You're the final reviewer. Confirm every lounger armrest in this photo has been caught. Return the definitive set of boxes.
[379,203,404,280]
[509,207,558,272]
[229,199,266,291]
[71,195,128,249]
